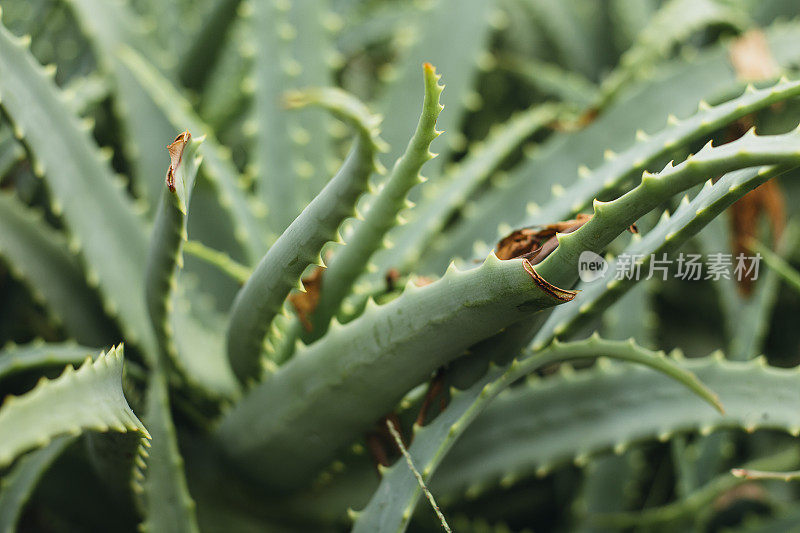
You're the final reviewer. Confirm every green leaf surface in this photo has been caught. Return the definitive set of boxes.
[0,19,156,358]
[0,345,147,468]
[219,254,578,490]
[377,0,494,169]
[226,87,383,383]
[308,62,443,339]
[431,23,800,271]
[353,336,721,532]
[0,342,102,382]
[0,193,113,346]
[133,370,199,533]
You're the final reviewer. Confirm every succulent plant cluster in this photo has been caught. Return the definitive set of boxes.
[2,0,800,531]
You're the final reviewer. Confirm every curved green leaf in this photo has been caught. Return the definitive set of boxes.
[353,335,721,532]
[132,370,199,533]
[226,87,384,383]
[0,345,148,468]
[307,62,443,339]
[532,164,791,348]
[437,356,800,499]
[0,341,101,382]
[218,254,578,490]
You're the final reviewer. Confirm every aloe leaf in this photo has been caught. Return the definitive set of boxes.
[144,133,237,398]
[536,130,800,289]
[247,0,335,232]
[0,342,102,382]
[133,370,199,533]
[0,193,113,346]
[430,24,800,270]
[116,46,268,264]
[0,435,74,533]
[0,18,156,358]
[377,0,493,168]
[377,102,565,278]
[0,345,148,468]
[434,355,800,500]
[340,102,565,316]
[307,63,444,339]
[532,165,791,348]
[145,132,203,347]
[226,87,384,383]
[352,336,721,532]
[219,253,579,490]
[140,136,204,528]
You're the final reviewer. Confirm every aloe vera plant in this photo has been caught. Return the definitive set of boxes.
[4,0,800,531]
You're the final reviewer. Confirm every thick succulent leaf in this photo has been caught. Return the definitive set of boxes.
[0,345,148,468]
[374,102,565,280]
[536,130,800,289]
[116,46,268,264]
[226,87,383,383]
[219,254,578,490]
[307,63,444,339]
[377,0,493,168]
[434,356,800,499]
[0,342,101,382]
[138,134,206,533]
[532,165,790,348]
[432,24,800,271]
[0,19,156,358]
[144,134,238,397]
[247,0,335,232]
[0,193,112,346]
[0,435,74,533]
[133,370,199,533]
[352,336,721,532]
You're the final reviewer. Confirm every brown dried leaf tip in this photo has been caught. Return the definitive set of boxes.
[496,214,593,263]
[522,258,577,302]
[497,214,637,264]
[166,130,191,192]
[288,267,324,332]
